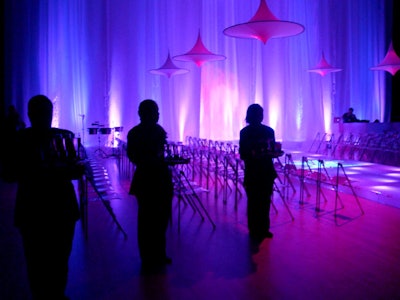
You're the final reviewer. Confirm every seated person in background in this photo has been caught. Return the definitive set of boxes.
[342,107,359,123]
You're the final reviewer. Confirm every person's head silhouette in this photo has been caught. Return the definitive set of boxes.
[245,103,264,125]
[138,99,159,124]
[28,95,53,129]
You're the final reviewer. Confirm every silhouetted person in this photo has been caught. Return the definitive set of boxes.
[10,95,84,300]
[239,104,277,242]
[127,99,173,271]
[342,107,359,123]
[1,104,26,180]
[4,104,26,133]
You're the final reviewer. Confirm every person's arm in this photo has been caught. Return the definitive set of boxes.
[239,130,250,161]
[127,129,142,165]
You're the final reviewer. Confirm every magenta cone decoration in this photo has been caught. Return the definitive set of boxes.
[371,42,400,76]
[150,52,189,78]
[223,0,304,44]
[173,32,226,67]
[308,52,342,77]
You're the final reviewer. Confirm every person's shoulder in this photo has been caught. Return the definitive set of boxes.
[240,125,250,134]
[127,124,141,137]
[262,124,274,132]
[155,123,166,132]
[128,124,140,132]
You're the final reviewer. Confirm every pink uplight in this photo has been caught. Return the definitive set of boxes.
[370,42,400,76]
[308,52,342,76]
[173,32,226,67]
[223,0,304,44]
[150,52,189,78]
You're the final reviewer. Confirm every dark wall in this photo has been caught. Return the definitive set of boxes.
[392,0,400,122]
[1,1,5,127]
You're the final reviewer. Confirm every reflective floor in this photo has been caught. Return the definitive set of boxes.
[1,148,400,300]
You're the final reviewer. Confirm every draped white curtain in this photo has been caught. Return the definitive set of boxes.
[5,0,393,146]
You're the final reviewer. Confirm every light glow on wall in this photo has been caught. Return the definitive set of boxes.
[5,0,392,147]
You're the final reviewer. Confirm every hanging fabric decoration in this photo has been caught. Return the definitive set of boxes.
[308,52,342,76]
[173,31,226,67]
[370,42,400,76]
[223,0,304,44]
[150,52,189,78]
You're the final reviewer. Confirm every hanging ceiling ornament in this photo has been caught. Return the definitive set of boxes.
[308,52,342,76]
[173,31,226,67]
[149,52,189,78]
[223,0,304,44]
[370,42,400,76]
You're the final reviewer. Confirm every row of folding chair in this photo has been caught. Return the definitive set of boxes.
[293,156,364,219]
[310,131,400,166]
[82,154,127,239]
[184,137,236,195]
[185,137,295,220]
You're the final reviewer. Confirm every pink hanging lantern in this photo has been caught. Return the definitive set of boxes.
[308,52,342,77]
[173,32,226,67]
[150,52,189,78]
[370,42,400,76]
[223,0,304,44]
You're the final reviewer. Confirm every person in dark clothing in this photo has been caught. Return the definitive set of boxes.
[342,107,359,123]
[239,104,277,242]
[4,104,26,133]
[10,95,84,300]
[127,99,173,271]
[1,104,26,180]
